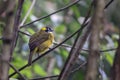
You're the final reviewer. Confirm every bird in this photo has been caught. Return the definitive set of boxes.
[28,26,54,65]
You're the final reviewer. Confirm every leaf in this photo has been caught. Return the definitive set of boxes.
[105,53,113,65]
[55,25,66,34]
[33,64,47,76]
[53,68,60,75]
[27,28,35,34]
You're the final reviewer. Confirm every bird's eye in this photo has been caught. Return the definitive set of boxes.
[48,27,53,32]
[48,27,51,31]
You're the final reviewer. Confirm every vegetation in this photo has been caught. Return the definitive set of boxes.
[0,0,120,80]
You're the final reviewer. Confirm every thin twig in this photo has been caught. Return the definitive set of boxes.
[19,30,31,36]
[8,63,26,80]
[100,48,116,52]
[19,0,36,27]
[18,30,116,53]
[20,0,81,28]
[105,0,114,9]
[29,61,86,80]
[19,0,112,29]
[29,75,59,80]
[54,42,85,50]
[71,61,87,73]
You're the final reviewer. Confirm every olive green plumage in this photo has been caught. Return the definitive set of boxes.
[28,26,54,65]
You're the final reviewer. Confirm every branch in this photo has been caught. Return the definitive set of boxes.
[19,30,117,53]
[30,61,86,80]
[105,0,114,9]
[19,0,36,27]
[20,0,81,28]
[0,0,16,79]
[57,2,93,80]
[19,30,31,37]
[57,0,114,79]
[29,61,86,80]
[85,0,105,80]
[71,61,87,73]
[45,57,55,80]
[110,39,120,80]
[29,75,59,80]
[10,0,24,60]
[9,63,25,80]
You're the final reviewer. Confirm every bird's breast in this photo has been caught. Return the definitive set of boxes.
[37,33,54,53]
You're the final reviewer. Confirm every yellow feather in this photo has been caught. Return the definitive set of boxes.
[28,27,54,65]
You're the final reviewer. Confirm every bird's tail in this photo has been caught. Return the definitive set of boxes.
[28,52,33,66]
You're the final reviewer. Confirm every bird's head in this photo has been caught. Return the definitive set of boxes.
[41,26,53,33]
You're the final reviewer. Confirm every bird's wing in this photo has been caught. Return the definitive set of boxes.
[29,33,49,52]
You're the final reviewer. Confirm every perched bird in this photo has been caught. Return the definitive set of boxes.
[28,26,54,65]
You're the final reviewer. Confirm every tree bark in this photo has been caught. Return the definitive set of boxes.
[0,0,16,79]
[85,0,105,80]
[110,39,120,80]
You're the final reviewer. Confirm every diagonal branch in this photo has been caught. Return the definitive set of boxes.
[9,63,26,80]
[29,75,59,80]
[29,61,86,80]
[57,0,114,79]
[20,0,81,28]
[57,2,93,80]
[105,0,114,9]
[19,0,36,27]
[19,30,117,53]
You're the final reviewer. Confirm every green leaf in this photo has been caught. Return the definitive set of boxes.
[27,28,35,34]
[72,70,85,80]
[53,68,60,75]
[71,6,81,17]
[60,48,68,59]
[55,25,66,34]
[105,53,113,65]
[33,64,47,76]
[21,68,32,78]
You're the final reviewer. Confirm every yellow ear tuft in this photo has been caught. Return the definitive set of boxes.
[41,27,46,31]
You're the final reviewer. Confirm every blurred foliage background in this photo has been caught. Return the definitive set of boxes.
[0,0,120,80]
